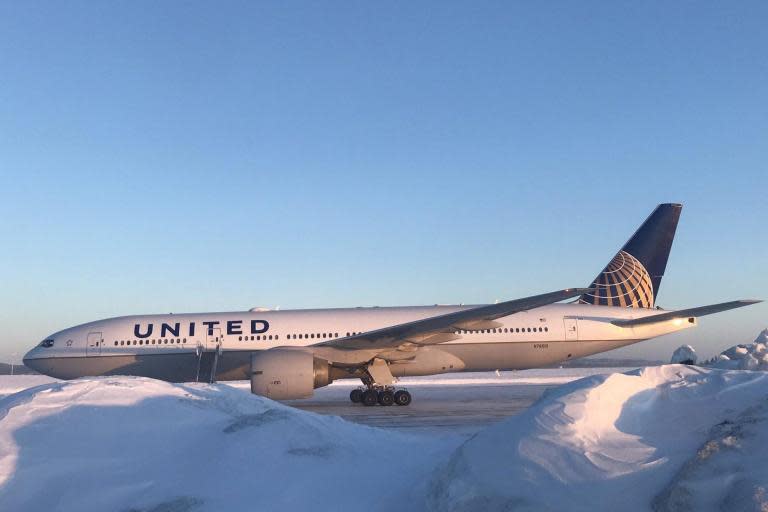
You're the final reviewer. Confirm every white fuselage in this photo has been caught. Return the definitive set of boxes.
[24,303,695,382]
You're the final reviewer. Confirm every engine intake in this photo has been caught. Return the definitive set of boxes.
[250,349,332,400]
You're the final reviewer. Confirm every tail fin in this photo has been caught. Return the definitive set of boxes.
[579,203,682,308]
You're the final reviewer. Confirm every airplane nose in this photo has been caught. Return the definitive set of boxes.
[23,349,40,373]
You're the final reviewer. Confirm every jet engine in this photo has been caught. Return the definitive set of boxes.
[250,349,333,400]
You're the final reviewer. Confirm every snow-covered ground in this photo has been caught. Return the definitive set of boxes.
[2,365,768,511]
[704,328,768,371]
[281,368,626,435]
[0,377,449,512]
[0,375,58,397]
[1,369,616,435]
[670,344,697,364]
[430,365,768,511]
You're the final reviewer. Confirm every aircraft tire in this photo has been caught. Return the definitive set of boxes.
[349,388,363,403]
[362,389,379,406]
[377,390,394,406]
[394,390,412,406]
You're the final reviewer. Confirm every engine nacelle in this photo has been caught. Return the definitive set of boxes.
[250,349,332,400]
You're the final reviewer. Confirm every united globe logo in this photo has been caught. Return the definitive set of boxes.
[578,250,654,308]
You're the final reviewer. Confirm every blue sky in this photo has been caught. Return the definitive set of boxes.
[1,2,766,362]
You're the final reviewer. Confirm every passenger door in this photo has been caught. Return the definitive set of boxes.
[563,318,579,341]
[86,331,103,356]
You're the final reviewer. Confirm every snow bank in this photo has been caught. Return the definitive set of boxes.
[0,377,449,512]
[670,345,697,364]
[705,328,768,371]
[653,397,768,511]
[0,375,58,398]
[429,365,768,512]
[6,366,768,511]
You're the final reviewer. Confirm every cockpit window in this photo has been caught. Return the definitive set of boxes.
[39,339,54,348]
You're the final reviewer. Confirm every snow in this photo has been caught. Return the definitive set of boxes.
[429,365,768,511]
[653,399,768,511]
[0,377,451,511]
[3,364,768,511]
[670,344,697,364]
[0,375,57,397]
[704,328,768,371]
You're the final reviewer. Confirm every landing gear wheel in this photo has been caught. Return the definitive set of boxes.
[394,390,412,406]
[378,390,394,406]
[349,388,363,403]
[362,389,379,406]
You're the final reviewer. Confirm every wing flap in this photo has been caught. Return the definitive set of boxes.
[611,300,762,327]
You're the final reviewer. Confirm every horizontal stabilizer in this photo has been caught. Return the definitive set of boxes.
[611,300,762,327]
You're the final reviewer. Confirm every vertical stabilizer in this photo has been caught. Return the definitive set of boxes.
[579,203,682,308]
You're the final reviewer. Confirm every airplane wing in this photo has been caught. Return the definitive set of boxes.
[611,299,762,327]
[313,288,589,351]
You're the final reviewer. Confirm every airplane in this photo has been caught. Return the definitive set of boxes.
[23,203,760,406]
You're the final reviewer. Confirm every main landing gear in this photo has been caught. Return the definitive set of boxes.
[349,387,412,406]
[349,357,412,406]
